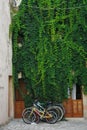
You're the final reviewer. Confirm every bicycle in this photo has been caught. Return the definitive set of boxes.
[45,101,65,121]
[22,100,58,124]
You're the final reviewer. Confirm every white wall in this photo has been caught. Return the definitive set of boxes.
[0,0,12,125]
[83,94,87,119]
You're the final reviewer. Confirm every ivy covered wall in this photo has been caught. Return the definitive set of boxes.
[12,0,87,104]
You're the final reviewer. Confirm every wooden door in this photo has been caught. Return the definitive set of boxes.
[14,79,26,118]
[14,101,25,118]
[63,99,83,117]
[72,99,83,117]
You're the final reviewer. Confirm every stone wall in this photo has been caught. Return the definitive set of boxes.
[83,94,87,119]
[0,0,13,125]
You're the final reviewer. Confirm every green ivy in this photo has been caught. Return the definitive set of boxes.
[12,0,87,104]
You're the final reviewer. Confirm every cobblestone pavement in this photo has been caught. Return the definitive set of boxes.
[0,119,87,130]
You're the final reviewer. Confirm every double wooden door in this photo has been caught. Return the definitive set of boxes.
[63,98,83,117]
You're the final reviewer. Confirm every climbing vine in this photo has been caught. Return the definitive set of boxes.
[12,0,87,104]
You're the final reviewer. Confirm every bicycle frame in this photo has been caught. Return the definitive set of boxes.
[31,107,52,119]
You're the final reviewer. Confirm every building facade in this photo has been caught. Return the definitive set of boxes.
[0,0,14,125]
[0,0,87,125]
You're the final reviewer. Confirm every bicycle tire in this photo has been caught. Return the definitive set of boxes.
[47,106,64,121]
[22,109,40,124]
[46,110,58,124]
[22,107,32,118]
[55,106,64,121]
[54,104,65,115]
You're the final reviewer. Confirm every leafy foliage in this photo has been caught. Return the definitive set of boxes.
[12,0,87,104]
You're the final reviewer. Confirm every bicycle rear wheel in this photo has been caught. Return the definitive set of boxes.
[53,106,64,121]
[47,105,64,121]
[46,110,58,124]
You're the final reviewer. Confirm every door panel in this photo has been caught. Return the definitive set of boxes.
[63,99,83,117]
[14,101,25,118]
[14,79,26,118]
[73,100,83,117]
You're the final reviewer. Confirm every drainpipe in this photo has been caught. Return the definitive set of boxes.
[9,0,22,7]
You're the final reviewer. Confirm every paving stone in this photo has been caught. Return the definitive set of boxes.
[0,119,87,130]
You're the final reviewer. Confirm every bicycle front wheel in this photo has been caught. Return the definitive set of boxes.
[22,109,39,124]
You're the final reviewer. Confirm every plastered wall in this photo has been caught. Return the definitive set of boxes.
[0,0,12,125]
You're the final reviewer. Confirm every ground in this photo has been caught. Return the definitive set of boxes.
[0,119,87,130]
